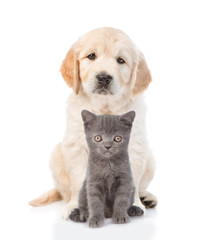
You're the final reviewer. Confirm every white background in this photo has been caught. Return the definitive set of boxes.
[0,0,212,239]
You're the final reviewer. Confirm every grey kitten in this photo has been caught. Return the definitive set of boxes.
[69,110,143,228]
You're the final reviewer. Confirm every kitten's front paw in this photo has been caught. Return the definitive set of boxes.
[112,213,130,224]
[69,208,89,222]
[69,208,81,222]
[88,216,104,228]
[80,210,89,222]
[62,201,78,220]
[128,206,144,216]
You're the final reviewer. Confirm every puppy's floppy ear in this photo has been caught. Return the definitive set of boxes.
[81,110,97,125]
[60,44,80,94]
[131,53,152,96]
[120,111,136,126]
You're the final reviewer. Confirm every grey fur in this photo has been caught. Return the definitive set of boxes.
[69,110,143,227]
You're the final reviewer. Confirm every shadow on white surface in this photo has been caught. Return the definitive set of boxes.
[52,208,157,240]
[26,201,157,240]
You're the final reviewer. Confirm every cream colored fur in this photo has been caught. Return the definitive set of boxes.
[29,27,157,219]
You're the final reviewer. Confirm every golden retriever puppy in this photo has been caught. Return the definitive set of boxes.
[29,27,157,219]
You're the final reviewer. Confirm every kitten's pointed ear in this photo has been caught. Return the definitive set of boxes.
[81,110,97,125]
[120,111,136,126]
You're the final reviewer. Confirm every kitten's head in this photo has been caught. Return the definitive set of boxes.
[81,110,135,157]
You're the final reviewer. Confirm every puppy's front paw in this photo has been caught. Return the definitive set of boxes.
[112,213,130,224]
[88,216,104,228]
[140,190,158,208]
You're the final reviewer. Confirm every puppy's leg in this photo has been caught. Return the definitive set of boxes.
[62,146,87,220]
[133,189,146,214]
[139,150,158,208]
[128,145,147,214]
[62,173,85,220]
[50,143,71,203]
[69,180,89,222]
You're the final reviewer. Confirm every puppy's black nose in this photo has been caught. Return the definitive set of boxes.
[96,73,112,86]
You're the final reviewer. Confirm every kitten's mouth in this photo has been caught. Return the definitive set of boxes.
[104,150,112,156]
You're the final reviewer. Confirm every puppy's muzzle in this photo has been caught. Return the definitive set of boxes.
[96,73,113,87]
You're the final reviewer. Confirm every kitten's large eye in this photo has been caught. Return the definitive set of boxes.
[114,136,122,142]
[117,57,125,64]
[87,53,96,60]
[94,135,102,142]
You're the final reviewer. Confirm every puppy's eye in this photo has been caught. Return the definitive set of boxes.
[114,136,122,142]
[117,57,125,64]
[94,135,102,142]
[87,53,96,60]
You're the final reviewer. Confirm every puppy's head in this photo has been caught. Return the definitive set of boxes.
[60,27,151,99]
